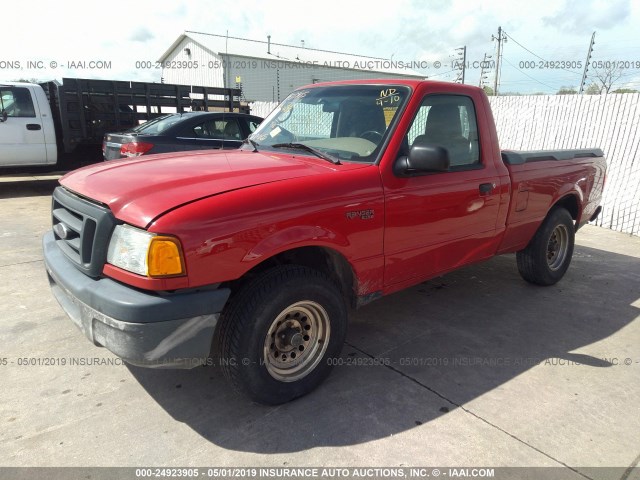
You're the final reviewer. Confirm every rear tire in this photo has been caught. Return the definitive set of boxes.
[516,207,575,286]
[215,265,347,405]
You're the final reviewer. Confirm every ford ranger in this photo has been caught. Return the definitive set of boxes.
[43,80,606,404]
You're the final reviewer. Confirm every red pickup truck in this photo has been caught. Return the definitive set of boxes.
[44,79,606,404]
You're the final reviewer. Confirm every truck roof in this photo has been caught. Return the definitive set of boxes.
[0,81,42,87]
[300,78,485,94]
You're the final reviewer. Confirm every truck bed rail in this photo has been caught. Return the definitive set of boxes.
[501,149,604,165]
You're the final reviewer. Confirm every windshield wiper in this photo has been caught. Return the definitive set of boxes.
[271,143,341,165]
[243,138,259,152]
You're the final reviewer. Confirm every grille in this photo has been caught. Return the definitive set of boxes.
[52,187,117,277]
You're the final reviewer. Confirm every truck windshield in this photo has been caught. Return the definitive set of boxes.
[249,85,409,163]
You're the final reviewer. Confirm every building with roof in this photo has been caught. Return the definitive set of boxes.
[158,31,425,103]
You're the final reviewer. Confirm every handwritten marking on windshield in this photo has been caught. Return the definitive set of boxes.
[376,88,401,106]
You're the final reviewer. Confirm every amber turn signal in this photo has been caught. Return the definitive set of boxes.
[147,236,185,278]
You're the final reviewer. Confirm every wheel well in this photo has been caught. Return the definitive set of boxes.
[553,194,579,221]
[225,246,357,308]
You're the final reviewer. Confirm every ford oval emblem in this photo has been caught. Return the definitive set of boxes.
[53,223,71,239]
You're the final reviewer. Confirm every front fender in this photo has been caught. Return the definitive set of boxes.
[242,225,350,262]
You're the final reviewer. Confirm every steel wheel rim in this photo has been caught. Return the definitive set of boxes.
[263,301,330,382]
[547,224,569,271]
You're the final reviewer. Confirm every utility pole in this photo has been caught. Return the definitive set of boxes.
[491,26,507,96]
[479,53,492,90]
[579,32,596,94]
[455,46,467,83]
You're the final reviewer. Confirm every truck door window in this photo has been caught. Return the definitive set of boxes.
[406,95,480,168]
[0,87,36,118]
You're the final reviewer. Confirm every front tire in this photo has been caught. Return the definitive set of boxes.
[215,265,347,405]
[516,207,575,286]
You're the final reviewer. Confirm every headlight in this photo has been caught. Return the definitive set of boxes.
[107,224,185,278]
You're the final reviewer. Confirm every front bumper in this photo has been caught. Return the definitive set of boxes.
[43,231,231,368]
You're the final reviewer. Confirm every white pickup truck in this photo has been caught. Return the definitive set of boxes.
[0,78,247,168]
[0,82,57,167]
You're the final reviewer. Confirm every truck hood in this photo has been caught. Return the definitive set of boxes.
[60,149,360,227]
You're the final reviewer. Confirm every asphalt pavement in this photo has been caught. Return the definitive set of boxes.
[1,179,639,480]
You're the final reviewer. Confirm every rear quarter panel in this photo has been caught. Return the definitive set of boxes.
[498,156,606,253]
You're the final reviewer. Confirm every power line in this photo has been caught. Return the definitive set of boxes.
[426,68,458,79]
[501,57,558,91]
[504,33,546,62]
[501,79,577,85]
[503,31,582,76]
[618,70,640,78]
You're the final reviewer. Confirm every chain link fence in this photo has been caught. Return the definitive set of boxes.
[489,93,639,236]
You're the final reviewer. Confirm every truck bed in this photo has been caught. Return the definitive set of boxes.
[498,149,607,253]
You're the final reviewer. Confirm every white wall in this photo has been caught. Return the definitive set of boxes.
[162,37,225,88]
[225,55,423,102]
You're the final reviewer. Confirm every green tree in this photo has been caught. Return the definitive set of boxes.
[482,86,494,96]
[584,83,602,95]
[557,86,577,95]
[611,88,639,93]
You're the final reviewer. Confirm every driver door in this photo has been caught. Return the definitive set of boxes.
[382,93,506,288]
[0,86,48,166]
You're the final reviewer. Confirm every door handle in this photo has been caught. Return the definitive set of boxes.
[479,182,496,195]
[26,124,42,131]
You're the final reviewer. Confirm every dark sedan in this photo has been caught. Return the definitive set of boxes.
[103,112,263,160]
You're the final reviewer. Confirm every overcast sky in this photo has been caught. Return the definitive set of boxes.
[3,0,639,94]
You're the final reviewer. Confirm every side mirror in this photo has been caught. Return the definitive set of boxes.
[0,110,7,123]
[394,142,450,176]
